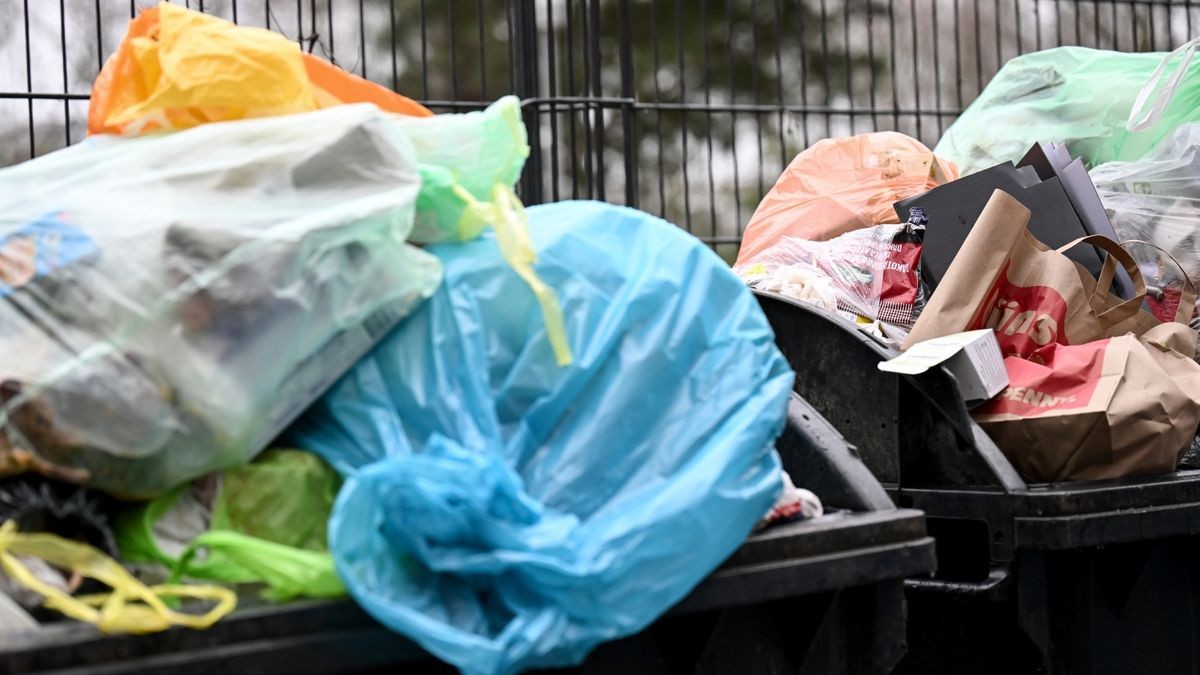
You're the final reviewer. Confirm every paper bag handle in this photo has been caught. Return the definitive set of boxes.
[1055,235,1146,327]
[1123,238,1198,325]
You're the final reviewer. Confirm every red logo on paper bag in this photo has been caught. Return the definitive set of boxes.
[975,340,1109,418]
[967,263,1070,360]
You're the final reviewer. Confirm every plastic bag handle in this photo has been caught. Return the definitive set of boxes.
[453,184,573,366]
[1123,238,1198,325]
[1128,37,1200,132]
[0,521,235,634]
[1054,235,1146,327]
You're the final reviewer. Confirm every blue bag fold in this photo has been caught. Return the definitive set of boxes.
[289,200,793,675]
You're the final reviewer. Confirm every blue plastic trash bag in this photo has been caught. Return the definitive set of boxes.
[288,200,793,675]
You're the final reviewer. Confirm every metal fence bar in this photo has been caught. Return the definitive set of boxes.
[4,0,1200,252]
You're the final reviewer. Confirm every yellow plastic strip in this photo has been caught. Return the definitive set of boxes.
[0,521,236,634]
[452,184,573,366]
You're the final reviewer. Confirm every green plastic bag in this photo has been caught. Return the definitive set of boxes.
[937,43,1200,175]
[393,96,570,365]
[396,95,529,244]
[115,449,345,601]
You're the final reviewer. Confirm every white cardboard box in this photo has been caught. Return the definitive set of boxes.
[877,329,1008,405]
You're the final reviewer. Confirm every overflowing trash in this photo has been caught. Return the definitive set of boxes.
[12,0,1200,673]
[737,207,930,342]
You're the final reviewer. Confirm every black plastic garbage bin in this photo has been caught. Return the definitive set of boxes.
[757,290,1200,675]
[0,392,934,675]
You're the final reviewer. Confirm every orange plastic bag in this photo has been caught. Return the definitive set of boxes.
[736,132,958,266]
[88,3,429,136]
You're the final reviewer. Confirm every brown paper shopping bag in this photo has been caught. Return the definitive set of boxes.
[905,189,1200,481]
[904,189,1148,356]
[972,321,1200,482]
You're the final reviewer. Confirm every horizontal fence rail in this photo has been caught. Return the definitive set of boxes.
[2,0,1199,258]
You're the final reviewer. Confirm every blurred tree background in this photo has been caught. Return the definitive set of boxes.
[0,0,1184,259]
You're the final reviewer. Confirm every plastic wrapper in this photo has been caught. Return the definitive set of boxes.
[736,208,929,331]
[0,104,442,498]
[937,45,1200,175]
[1091,123,1200,305]
[736,132,956,265]
[116,449,343,601]
[288,201,793,675]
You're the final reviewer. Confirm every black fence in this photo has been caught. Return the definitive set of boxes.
[2,0,1199,259]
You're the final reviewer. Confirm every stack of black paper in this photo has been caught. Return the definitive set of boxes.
[895,141,1136,299]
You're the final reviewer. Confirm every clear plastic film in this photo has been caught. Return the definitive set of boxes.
[1091,122,1200,325]
[0,104,441,497]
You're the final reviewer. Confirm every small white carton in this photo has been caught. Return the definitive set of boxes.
[877,329,1008,405]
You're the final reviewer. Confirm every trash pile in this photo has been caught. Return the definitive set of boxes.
[0,5,812,675]
[9,2,1200,673]
[749,39,1200,485]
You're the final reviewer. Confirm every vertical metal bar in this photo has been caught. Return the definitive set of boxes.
[1113,1,1119,50]
[674,0,689,226]
[1080,0,1089,45]
[95,0,104,73]
[932,0,944,136]
[327,0,335,63]
[420,0,429,97]
[477,0,487,97]
[867,0,879,131]
[565,0,580,199]
[842,0,855,134]
[975,0,984,98]
[516,0,543,204]
[24,0,34,159]
[581,0,595,199]
[1036,0,1043,51]
[547,0,560,201]
[955,0,963,114]
[994,0,1002,66]
[232,0,238,24]
[819,0,831,138]
[359,0,368,78]
[1093,0,1100,50]
[1015,0,1023,55]
[703,0,718,239]
[60,0,70,146]
[507,0,516,94]
[772,0,786,168]
[751,0,765,197]
[889,0,900,131]
[1142,0,1152,51]
[728,0,743,227]
[390,0,398,91]
[652,0,666,216]
[1056,0,1063,46]
[297,0,303,50]
[590,0,605,202]
[619,0,638,207]
[797,0,809,149]
[449,0,458,101]
[910,0,923,141]
[131,1,136,18]
[1131,1,1138,50]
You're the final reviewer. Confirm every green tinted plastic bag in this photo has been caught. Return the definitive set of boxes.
[394,96,570,365]
[937,43,1200,175]
[115,449,344,601]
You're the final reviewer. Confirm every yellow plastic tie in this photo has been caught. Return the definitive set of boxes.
[452,184,573,366]
[0,521,235,634]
